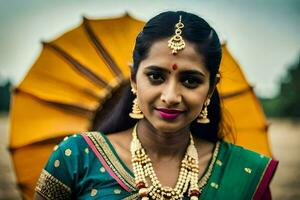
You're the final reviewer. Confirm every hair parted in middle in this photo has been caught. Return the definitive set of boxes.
[94,11,230,142]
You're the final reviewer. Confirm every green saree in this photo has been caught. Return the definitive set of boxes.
[35,132,278,199]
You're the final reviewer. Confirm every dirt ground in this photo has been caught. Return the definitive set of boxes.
[0,113,299,200]
[268,119,300,199]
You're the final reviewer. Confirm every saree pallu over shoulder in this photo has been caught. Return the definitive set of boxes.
[82,132,136,192]
[200,141,278,200]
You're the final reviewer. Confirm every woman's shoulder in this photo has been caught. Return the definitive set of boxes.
[57,131,109,148]
[51,132,101,155]
[57,133,88,146]
[55,130,132,158]
[219,140,279,178]
[202,140,279,199]
[218,140,279,177]
[219,140,276,163]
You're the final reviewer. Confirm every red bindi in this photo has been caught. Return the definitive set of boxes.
[172,63,178,70]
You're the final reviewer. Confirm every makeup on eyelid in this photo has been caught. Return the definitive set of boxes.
[144,68,205,89]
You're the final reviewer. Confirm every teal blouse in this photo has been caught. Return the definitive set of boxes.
[35,132,278,200]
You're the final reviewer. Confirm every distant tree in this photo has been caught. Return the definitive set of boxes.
[0,80,11,112]
[260,54,300,118]
[277,55,300,117]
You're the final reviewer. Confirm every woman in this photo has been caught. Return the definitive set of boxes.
[34,11,278,200]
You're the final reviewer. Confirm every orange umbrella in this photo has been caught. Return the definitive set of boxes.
[219,44,271,155]
[9,14,271,199]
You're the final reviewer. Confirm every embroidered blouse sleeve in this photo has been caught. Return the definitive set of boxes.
[35,135,82,200]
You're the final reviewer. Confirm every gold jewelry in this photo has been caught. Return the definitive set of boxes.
[129,88,144,119]
[197,73,220,123]
[198,142,220,194]
[130,124,200,199]
[168,15,185,54]
[197,99,210,124]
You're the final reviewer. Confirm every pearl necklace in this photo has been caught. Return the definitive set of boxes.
[130,124,200,200]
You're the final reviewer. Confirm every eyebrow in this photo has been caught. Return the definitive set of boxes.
[144,65,206,77]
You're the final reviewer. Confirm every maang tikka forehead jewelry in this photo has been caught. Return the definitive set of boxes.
[168,15,185,54]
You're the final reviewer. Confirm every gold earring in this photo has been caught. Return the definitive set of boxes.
[129,88,144,119]
[197,99,210,124]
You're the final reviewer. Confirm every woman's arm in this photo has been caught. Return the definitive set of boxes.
[34,192,47,200]
[34,135,82,200]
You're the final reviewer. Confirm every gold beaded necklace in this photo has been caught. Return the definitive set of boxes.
[130,124,200,200]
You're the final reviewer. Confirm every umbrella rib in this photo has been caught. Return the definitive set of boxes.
[221,86,253,99]
[14,88,94,118]
[44,42,110,89]
[83,18,124,78]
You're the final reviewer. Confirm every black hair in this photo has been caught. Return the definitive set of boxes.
[93,11,227,142]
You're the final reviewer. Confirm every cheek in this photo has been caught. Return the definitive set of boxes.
[135,77,158,110]
[184,87,209,112]
[187,95,205,110]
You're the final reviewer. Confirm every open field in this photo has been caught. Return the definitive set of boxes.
[268,119,300,199]
[0,114,20,200]
[0,114,299,199]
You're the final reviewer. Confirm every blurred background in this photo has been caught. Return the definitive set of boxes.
[0,0,299,199]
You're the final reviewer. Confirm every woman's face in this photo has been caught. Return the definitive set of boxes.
[131,38,210,133]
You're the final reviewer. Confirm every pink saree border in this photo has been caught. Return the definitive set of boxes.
[253,159,279,200]
[82,134,131,192]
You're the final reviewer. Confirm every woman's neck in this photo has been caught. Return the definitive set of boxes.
[136,119,190,160]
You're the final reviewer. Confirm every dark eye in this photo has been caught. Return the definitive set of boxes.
[147,72,165,84]
[182,77,202,89]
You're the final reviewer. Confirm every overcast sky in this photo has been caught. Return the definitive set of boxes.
[0,0,299,98]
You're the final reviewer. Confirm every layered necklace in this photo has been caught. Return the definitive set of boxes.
[130,124,200,200]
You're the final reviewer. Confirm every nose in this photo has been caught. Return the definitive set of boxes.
[160,80,182,106]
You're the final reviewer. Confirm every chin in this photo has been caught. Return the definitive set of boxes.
[151,120,187,133]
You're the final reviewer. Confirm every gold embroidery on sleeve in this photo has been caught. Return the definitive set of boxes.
[53,145,59,151]
[65,149,72,156]
[54,160,60,168]
[90,189,98,196]
[35,169,71,200]
[100,167,106,173]
[114,188,122,194]
[122,193,139,200]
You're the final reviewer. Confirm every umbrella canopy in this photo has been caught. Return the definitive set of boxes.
[9,13,271,199]
[219,46,271,154]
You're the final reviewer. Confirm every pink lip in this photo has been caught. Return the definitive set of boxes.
[156,108,184,120]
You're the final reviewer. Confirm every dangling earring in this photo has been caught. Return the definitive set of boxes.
[129,88,144,119]
[197,99,210,124]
